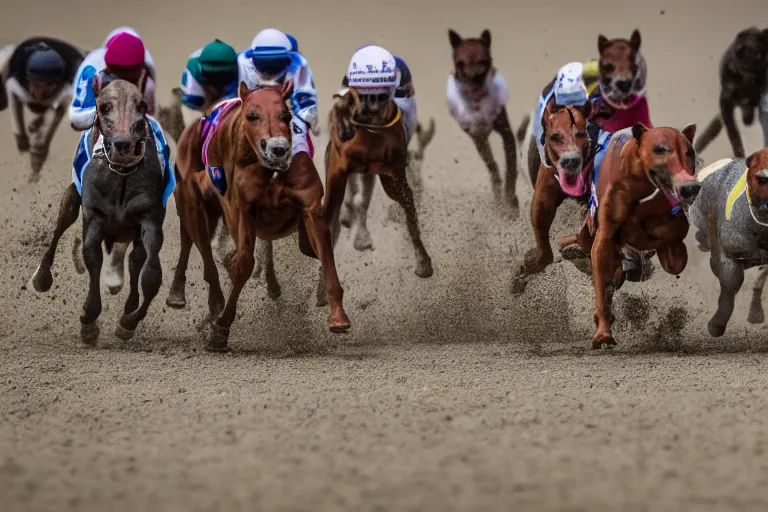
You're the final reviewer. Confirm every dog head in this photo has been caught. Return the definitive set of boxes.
[93,77,148,172]
[448,29,492,101]
[543,100,592,196]
[731,27,768,73]
[597,29,647,109]
[238,80,293,172]
[632,123,700,208]
[746,149,768,222]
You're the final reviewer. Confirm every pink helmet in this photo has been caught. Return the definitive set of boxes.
[104,32,145,69]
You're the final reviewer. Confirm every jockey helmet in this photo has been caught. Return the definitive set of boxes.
[347,45,397,95]
[199,39,238,87]
[247,28,292,80]
[286,34,298,52]
[103,26,141,47]
[553,61,588,106]
[26,45,66,83]
[104,32,145,75]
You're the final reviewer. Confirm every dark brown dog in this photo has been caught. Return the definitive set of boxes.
[447,29,518,215]
[694,27,768,158]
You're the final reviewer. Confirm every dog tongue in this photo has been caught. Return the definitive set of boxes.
[557,169,587,197]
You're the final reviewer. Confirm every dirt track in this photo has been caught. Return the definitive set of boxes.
[2,1,768,510]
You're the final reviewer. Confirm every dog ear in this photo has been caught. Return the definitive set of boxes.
[629,29,641,52]
[598,35,610,54]
[91,75,101,98]
[681,123,697,144]
[480,30,491,48]
[746,151,756,169]
[238,81,251,100]
[576,100,593,119]
[448,29,463,49]
[632,122,647,141]
[281,79,293,101]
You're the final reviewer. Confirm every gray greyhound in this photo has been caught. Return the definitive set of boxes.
[690,149,768,336]
[31,78,174,345]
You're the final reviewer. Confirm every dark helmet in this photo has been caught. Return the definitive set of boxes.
[26,45,66,83]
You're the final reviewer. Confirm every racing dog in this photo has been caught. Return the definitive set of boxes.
[168,81,350,351]
[31,79,174,345]
[690,149,768,336]
[512,97,592,293]
[694,27,768,158]
[577,123,701,349]
[446,29,519,215]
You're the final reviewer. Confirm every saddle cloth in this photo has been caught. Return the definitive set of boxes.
[200,97,241,195]
[71,115,175,207]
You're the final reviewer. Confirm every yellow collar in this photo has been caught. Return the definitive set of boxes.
[350,107,402,131]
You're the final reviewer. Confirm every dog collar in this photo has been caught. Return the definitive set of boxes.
[350,106,401,131]
[638,188,682,216]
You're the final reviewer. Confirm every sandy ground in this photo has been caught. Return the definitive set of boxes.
[2,1,768,510]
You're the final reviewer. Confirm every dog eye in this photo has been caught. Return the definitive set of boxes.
[278,111,292,123]
[137,102,147,115]
[99,103,111,115]
[600,63,615,73]
[478,60,490,68]
[456,61,465,69]
[575,132,588,140]
[757,176,768,186]
[246,112,262,122]
[653,146,669,155]
[550,133,564,143]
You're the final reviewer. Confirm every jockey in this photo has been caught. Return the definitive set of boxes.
[180,39,239,112]
[1,38,84,153]
[341,46,418,144]
[237,28,320,155]
[69,27,156,130]
[69,28,172,203]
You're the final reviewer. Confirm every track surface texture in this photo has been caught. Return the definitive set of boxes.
[2,1,768,510]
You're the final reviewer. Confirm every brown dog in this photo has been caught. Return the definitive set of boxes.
[447,29,518,215]
[512,99,592,292]
[577,123,701,349]
[520,30,651,187]
[316,86,433,306]
[168,81,350,351]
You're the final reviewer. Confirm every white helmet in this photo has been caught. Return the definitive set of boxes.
[103,26,140,47]
[347,45,397,93]
[251,28,292,51]
[554,61,588,106]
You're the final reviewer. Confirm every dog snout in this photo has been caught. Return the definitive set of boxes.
[111,135,133,154]
[559,155,583,173]
[270,144,288,159]
[615,79,632,94]
[470,74,485,85]
[679,181,701,203]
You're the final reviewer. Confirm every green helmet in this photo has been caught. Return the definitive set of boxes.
[198,39,237,74]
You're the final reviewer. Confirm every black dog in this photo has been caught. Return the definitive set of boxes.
[31,78,172,345]
[695,27,768,158]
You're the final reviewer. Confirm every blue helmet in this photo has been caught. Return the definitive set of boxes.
[248,28,292,78]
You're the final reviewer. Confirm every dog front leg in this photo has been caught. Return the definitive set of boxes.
[720,93,745,158]
[494,108,519,214]
[708,254,744,337]
[316,169,349,307]
[511,170,565,294]
[590,231,620,349]
[472,136,502,201]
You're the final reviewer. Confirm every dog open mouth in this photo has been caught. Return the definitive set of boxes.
[649,170,684,214]
[555,164,588,197]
